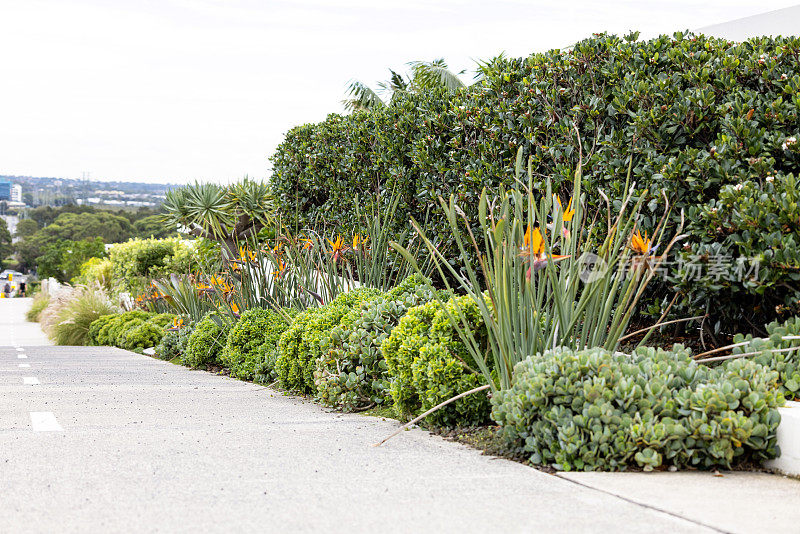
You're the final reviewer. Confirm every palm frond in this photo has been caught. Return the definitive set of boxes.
[343,81,385,112]
[409,59,466,92]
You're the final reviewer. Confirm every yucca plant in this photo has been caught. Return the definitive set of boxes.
[394,147,686,392]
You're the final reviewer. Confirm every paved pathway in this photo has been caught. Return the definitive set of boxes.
[1,299,798,533]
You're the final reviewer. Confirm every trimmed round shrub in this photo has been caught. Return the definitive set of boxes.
[276,288,382,394]
[492,345,783,472]
[120,321,164,351]
[381,293,491,427]
[222,308,295,380]
[95,311,153,347]
[89,314,116,345]
[315,274,442,411]
[184,313,231,368]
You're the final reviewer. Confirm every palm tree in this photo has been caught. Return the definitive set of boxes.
[343,59,466,112]
[160,178,274,262]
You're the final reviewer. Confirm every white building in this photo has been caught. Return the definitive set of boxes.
[698,6,800,40]
[10,184,22,203]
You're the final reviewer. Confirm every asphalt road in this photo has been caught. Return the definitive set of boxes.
[0,299,714,533]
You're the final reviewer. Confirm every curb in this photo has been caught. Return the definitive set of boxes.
[766,401,800,476]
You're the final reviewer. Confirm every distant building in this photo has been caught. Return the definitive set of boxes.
[0,181,10,201]
[10,184,22,203]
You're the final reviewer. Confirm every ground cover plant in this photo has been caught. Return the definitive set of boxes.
[275,288,382,393]
[315,273,443,411]
[492,345,784,471]
[184,312,232,368]
[382,293,492,427]
[88,310,174,350]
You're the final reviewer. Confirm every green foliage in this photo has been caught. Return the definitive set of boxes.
[732,316,800,400]
[184,313,231,368]
[87,310,171,349]
[678,175,800,330]
[26,291,50,322]
[109,238,194,294]
[73,257,113,290]
[382,294,491,427]
[155,322,194,361]
[36,238,105,283]
[315,274,441,411]
[275,288,381,393]
[119,321,166,351]
[271,32,800,333]
[492,346,783,471]
[47,287,118,346]
[221,308,294,380]
[0,217,11,260]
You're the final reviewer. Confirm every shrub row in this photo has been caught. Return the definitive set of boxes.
[90,277,795,472]
[270,32,800,333]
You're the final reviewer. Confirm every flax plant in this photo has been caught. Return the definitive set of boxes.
[394,148,685,392]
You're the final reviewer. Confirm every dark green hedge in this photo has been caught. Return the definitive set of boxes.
[270,32,800,334]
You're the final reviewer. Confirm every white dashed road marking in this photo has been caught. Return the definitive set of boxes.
[23,377,40,385]
[16,347,24,352]
[18,363,30,368]
[17,354,27,359]
[30,412,63,432]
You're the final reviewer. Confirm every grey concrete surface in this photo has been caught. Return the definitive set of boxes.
[558,470,800,534]
[0,298,52,346]
[0,346,712,534]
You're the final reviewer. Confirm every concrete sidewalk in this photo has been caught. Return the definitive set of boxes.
[2,299,799,533]
[0,297,52,346]
[1,345,713,533]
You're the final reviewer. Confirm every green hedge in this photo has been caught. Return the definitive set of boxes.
[270,32,800,333]
[382,294,491,427]
[184,313,231,368]
[492,346,783,471]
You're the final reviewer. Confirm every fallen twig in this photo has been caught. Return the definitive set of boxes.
[373,384,491,447]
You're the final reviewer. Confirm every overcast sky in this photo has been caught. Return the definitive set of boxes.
[1,0,797,184]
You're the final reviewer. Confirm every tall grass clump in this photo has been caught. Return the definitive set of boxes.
[41,285,119,346]
[26,291,50,322]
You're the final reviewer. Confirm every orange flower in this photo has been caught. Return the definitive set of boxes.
[273,259,287,279]
[630,228,652,255]
[556,196,575,222]
[328,235,348,262]
[173,317,184,329]
[352,234,368,251]
[230,302,240,315]
[522,225,569,278]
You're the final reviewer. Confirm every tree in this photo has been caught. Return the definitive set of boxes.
[0,218,11,261]
[134,215,176,239]
[36,238,105,282]
[14,219,39,238]
[161,178,273,261]
[344,59,467,112]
